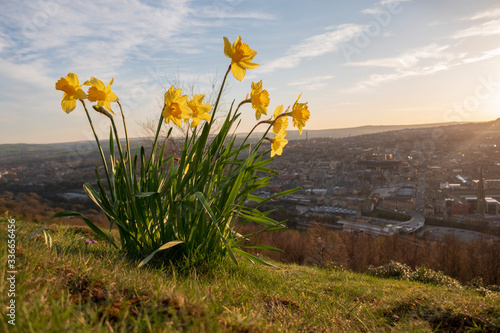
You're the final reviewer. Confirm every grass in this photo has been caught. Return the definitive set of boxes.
[2,219,500,332]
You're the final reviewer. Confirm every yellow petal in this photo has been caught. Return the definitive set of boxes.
[240,60,260,69]
[86,77,105,90]
[61,99,76,114]
[194,94,205,104]
[171,116,182,128]
[255,105,267,117]
[251,80,262,94]
[180,104,193,119]
[197,104,212,114]
[74,89,87,100]
[104,101,112,113]
[234,36,242,48]
[223,37,233,58]
[199,112,212,121]
[274,105,284,118]
[107,90,118,103]
[164,87,175,105]
[190,117,201,127]
[66,72,79,87]
[231,62,246,81]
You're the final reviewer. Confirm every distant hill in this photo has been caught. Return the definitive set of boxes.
[0,121,468,163]
[0,138,149,165]
[239,122,459,141]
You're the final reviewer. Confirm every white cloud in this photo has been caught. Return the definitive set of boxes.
[346,44,452,68]
[343,44,460,92]
[463,47,500,63]
[288,75,334,87]
[379,0,411,5]
[361,8,382,15]
[258,24,367,74]
[196,7,275,21]
[361,0,411,16]
[344,62,453,92]
[453,19,500,39]
[467,7,500,21]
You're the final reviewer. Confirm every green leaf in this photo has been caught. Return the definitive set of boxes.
[138,240,184,268]
[239,244,283,252]
[247,194,265,202]
[27,211,117,248]
[232,247,278,267]
[238,212,278,227]
[134,192,158,198]
[194,192,227,244]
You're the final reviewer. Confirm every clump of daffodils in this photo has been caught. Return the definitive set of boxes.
[46,36,311,268]
[55,36,310,158]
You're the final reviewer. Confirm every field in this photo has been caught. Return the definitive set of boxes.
[2,219,499,332]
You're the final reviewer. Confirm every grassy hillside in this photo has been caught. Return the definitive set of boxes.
[1,219,499,332]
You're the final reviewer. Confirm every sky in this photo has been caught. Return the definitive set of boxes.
[2,0,500,144]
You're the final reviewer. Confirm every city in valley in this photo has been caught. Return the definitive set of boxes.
[2,120,500,242]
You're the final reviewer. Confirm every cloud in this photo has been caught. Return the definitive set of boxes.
[346,44,452,68]
[288,75,334,86]
[343,44,461,92]
[344,62,452,92]
[379,0,411,5]
[463,47,500,64]
[466,7,500,21]
[196,6,275,21]
[288,75,334,90]
[361,8,382,15]
[361,0,411,15]
[453,19,500,39]
[258,24,367,74]
[0,0,278,143]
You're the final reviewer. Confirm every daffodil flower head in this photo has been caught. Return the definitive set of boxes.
[250,80,270,120]
[55,72,87,114]
[272,105,288,135]
[163,86,192,128]
[290,93,310,135]
[187,94,212,127]
[271,132,288,157]
[224,36,259,81]
[84,77,118,115]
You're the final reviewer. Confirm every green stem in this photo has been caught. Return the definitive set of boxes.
[151,114,165,159]
[117,101,133,179]
[210,65,231,123]
[80,100,115,202]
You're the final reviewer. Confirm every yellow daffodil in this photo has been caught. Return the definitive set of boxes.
[84,77,118,114]
[187,94,212,127]
[272,105,288,135]
[250,80,270,120]
[223,36,259,81]
[290,93,310,135]
[163,86,192,128]
[271,133,288,157]
[55,72,87,114]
